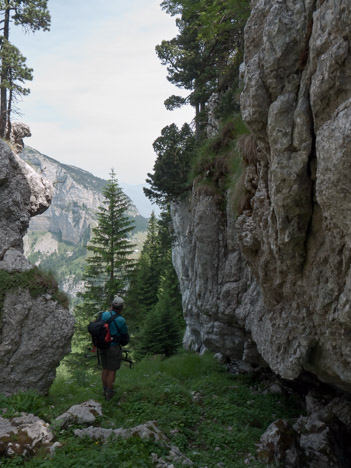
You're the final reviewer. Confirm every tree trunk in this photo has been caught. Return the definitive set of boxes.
[195,102,200,140]
[6,84,12,140]
[0,2,10,139]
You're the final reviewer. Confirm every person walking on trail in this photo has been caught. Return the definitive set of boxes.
[100,295,128,401]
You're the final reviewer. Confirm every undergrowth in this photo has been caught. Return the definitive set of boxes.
[0,352,300,467]
[0,267,69,314]
[190,113,250,214]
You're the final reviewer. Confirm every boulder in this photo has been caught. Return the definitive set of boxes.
[55,400,102,428]
[0,413,54,458]
[257,393,351,467]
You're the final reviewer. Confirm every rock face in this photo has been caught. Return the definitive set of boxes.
[171,192,264,367]
[0,140,74,395]
[0,141,51,261]
[237,0,351,390]
[172,0,351,392]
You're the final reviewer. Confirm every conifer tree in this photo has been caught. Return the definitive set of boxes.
[125,212,162,332]
[137,260,183,358]
[0,0,50,137]
[144,123,195,205]
[79,169,135,315]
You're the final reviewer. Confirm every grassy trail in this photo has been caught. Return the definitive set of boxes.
[0,351,299,467]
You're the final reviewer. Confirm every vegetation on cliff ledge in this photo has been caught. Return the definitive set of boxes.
[0,267,69,314]
[145,0,252,213]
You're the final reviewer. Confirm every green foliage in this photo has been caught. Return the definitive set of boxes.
[0,39,32,94]
[132,214,149,233]
[0,0,50,136]
[72,170,136,355]
[0,390,47,420]
[190,114,248,206]
[79,169,136,313]
[1,0,51,33]
[150,0,251,206]
[0,352,300,467]
[126,207,184,360]
[157,0,250,137]
[136,264,183,359]
[144,123,195,206]
[164,94,187,111]
[0,267,69,315]
[126,213,162,329]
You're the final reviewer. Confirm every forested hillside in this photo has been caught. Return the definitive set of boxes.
[21,146,148,299]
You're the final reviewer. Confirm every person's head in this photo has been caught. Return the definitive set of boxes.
[111,295,124,313]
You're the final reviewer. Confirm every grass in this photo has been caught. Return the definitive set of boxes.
[0,351,300,467]
[0,267,69,314]
[189,114,251,214]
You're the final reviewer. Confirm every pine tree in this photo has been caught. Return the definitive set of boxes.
[79,169,135,315]
[144,123,195,205]
[0,40,32,136]
[0,0,50,137]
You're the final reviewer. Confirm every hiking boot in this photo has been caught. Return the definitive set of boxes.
[105,390,116,401]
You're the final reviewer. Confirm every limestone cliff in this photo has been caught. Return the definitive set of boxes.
[172,0,351,391]
[0,140,74,395]
[171,194,264,368]
[21,146,148,298]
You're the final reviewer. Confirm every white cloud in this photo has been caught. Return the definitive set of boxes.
[12,0,194,183]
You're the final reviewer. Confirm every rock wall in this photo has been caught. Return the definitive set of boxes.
[171,192,264,367]
[238,0,351,390]
[172,0,351,392]
[0,140,74,395]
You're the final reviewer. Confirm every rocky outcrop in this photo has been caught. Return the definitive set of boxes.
[55,400,102,428]
[74,419,193,467]
[257,392,351,467]
[0,140,74,395]
[172,0,351,393]
[10,121,31,155]
[0,141,51,261]
[171,192,264,367]
[0,288,74,395]
[237,0,351,390]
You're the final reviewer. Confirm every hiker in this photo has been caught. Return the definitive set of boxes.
[100,295,128,401]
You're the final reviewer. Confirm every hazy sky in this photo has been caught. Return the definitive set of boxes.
[11,0,193,185]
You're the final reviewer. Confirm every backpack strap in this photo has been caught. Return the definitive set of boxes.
[106,311,118,324]
[108,311,124,340]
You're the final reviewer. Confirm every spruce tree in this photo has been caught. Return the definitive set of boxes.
[79,169,135,315]
[137,260,184,358]
[125,212,162,332]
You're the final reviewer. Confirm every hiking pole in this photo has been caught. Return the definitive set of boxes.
[121,349,134,369]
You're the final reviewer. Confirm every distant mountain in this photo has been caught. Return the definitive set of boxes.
[120,183,160,218]
[21,146,148,300]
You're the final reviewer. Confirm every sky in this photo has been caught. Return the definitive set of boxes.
[11,0,194,185]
